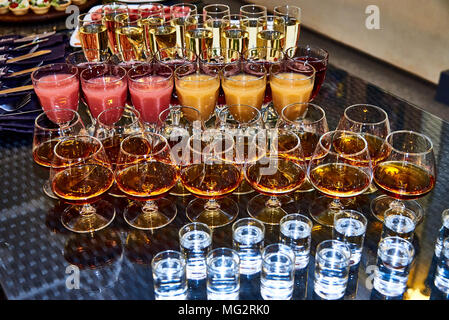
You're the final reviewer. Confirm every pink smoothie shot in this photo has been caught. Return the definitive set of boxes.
[82,76,128,120]
[34,74,79,123]
[129,75,173,124]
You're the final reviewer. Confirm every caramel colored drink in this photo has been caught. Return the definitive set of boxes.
[270,72,314,115]
[222,74,266,110]
[175,73,220,121]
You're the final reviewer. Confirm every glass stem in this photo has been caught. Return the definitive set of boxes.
[142,200,159,214]
[389,198,406,209]
[79,203,96,217]
[204,199,220,211]
[265,196,282,209]
[329,198,343,212]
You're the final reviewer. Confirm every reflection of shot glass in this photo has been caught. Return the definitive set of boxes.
[434,237,449,294]
[260,243,295,300]
[179,222,212,280]
[232,218,265,275]
[374,236,415,297]
[206,248,240,300]
[279,214,312,269]
[435,209,449,258]
[151,250,188,300]
[381,207,418,243]
[333,210,367,266]
[314,240,351,300]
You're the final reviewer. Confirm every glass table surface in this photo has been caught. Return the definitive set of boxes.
[0,63,448,300]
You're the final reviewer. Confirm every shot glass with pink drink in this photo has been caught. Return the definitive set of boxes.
[32,63,80,123]
[128,62,174,131]
[80,64,128,123]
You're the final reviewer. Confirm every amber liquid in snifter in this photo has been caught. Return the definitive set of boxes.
[333,132,387,166]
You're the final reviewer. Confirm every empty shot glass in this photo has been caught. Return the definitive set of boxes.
[435,209,449,258]
[279,214,313,269]
[314,240,351,300]
[333,210,367,266]
[206,248,240,300]
[232,218,265,275]
[374,236,415,297]
[434,237,449,294]
[260,243,295,300]
[151,250,188,300]
[179,222,212,280]
[381,207,419,243]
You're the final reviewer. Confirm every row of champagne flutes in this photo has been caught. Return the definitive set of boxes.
[78,2,302,63]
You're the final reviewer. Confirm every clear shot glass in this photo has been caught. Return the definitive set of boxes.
[179,222,212,280]
[151,250,187,300]
[435,209,449,258]
[381,207,418,243]
[373,236,415,297]
[206,248,240,300]
[260,243,295,300]
[434,237,449,294]
[232,218,265,275]
[279,213,312,269]
[314,240,351,300]
[333,210,367,266]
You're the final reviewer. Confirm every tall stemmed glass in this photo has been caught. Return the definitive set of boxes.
[221,61,267,111]
[371,131,436,223]
[114,12,145,62]
[170,3,198,49]
[33,109,85,199]
[273,5,301,49]
[141,13,165,56]
[202,4,230,49]
[51,135,115,233]
[285,45,329,100]
[308,130,373,227]
[78,13,109,60]
[269,59,315,117]
[184,14,214,57]
[158,105,204,197]
[277,102,329,192]
[180,130,242,228]
[174,62,220,123]
[216,104,265,195]
[336,104,390,194]
[239,4,267,50]
[221,14,250,53]
[94,106,144,197]
[102,2,128,54]
[138,3,164,18]
[256,15,286,50]
[245,129,307,225]
[115,132,179,230]
[127,62,174,130]
[32,63,80,114]
[80,64,128,125]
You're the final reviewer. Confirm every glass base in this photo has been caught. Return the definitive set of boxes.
[186,197,238,229]
[124,198,177,230]
[169,181,191,197]
[309,196,357,228]
[233,180,255,195]
[61,200,116,233]
[247,194,297,225]
[370,195,424,224]
[43,179,58,199]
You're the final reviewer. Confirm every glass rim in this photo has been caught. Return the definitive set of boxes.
[279,213,313,228]
[185,13,213,24]
[34,108,81,131]
[203,3,230,13]
[174,65,219,82]
[222,62,266,82]
[261,243,295,263]
[53,134,103,162]
[243,46,285,60]
[78,12,103,23]
[114,12,142,23]
[127,62,173,83]
[207,247,240,261]
[343,104,389,126]
[280,102,326,126]
[96,106,141,127]
[231,217,266,234]
[218,104,262,126]
[31,63,78,83]
[178,221,212,239]
[274,4,302,14]
[151,250,185,269]
[378,236,415,259]
[318,130,369,157]
[383,207,419,223]
[257,15,285,24]
[158,105,203,127]
[80,64,127,84]
[316,239,351,263]
[222,13,250,22]
[240,4,267,15]
[285,45,329,62]
[384,130,434,156]
[334,209,368,226]
[170,2,197,10]
[187,130,235,157]
[120,132,170,158]
[138,3,163,10]
[270,129,302,157]
[270,61,316,81]
[155,46,198,62]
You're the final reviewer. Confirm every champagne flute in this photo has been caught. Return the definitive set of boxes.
[141,13,165,55]
[245,129,306,225]
[202,4,230,49]
[170,3,198,49]
[277,102,329,192]
[184,14,214,56]
[239,4,267,50]
[114,12,145,62]
[78,13,109,60]
[51,135,115,233]
[115,132,179,230]
[33,109,85,199]
[102,2,128,54]
[308,131,373,227]
[336,104,391,194]
[273,5,301,49]
[138,3,164,18]
[256,15,286,50]
[221,14,250,53]
[371,131,436,224]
